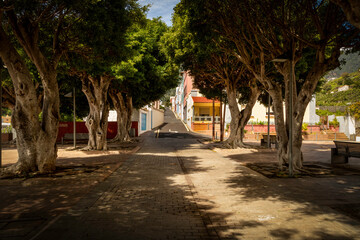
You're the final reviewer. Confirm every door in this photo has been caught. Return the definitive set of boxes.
[141,113,147,131]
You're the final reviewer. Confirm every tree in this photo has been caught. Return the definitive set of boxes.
[181,0,360,172]
[109,18,179,142]
[66,0,145,150]
[170,2,261,148]
[231,0,359,171]
[0,0,88,175]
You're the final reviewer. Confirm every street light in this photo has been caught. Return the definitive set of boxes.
[267,93,271,149]
[0,66,2,167]
[271,51,294,177]
[65,87,76,148]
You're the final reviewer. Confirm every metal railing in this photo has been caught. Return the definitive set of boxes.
[194,116,221,122]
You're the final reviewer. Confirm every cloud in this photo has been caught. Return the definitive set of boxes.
[139,0,180,26]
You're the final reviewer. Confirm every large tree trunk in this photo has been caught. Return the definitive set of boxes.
[0,26,59,175]
[268,85,290,169]
[81,75,111,150]
[224,79,260,148]
[261,46,334,173]
[109,91,133,142]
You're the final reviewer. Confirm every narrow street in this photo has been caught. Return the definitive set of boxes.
[36,109,360,240]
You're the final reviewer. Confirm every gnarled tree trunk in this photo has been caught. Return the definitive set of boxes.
[0,26,59,175]
[81,75,111,150]
[261,46,334,173]
[224,79,260,148]
[109,90,133,142]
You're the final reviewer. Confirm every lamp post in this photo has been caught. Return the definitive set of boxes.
[0,67,2,167]
[267,93,271,148]
[65,88,76,148]
[271,53,294,177]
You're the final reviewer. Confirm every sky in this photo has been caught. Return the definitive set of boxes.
[138,0,180,26]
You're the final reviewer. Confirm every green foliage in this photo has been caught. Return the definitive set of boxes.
[316,109,333,116]
[1,126,12,134]
[58,75,89,120]
[67,0,142,75]
[225,123,230,132]
[334,111,346,116]
[329,118,339,127]
[249,120,266,125]
[60,113,83,122]
[349,102,360,119]
[2,108,11,117]
[302,123,308,131]
[111,18,179,109]
[160,88,176,107]
[317,72,360,108]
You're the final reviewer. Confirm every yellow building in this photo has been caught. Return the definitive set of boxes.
[192,97,221,123]
[2,115,11,124]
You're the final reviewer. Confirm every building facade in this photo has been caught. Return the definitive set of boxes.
[172,71,320,136]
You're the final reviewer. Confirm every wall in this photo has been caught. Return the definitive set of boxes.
[151,108,164,129]
[328,115,355,138]
[138,109,152,134]
[248,102,275,124]
[186,96,194,127]
[183,71,194,100]
[57,121,117,142]
[246,96,317,125]
[57,121,139,142]
[306,96,319,124]
[132,109,140,122]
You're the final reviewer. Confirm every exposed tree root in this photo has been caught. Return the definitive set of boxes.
[222,140,255,149]
[0,162,37,179]
[108,135,133,143]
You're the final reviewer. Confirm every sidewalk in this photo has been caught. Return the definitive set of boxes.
[177,140,360,239]
[3,109,360,239]
[36,131,215,240]
[35,130,360,239]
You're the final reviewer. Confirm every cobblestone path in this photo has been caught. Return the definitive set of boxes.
[36,110,217,239]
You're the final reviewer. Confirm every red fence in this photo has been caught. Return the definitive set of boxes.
[57,121,138,142]
[244,124,339,133]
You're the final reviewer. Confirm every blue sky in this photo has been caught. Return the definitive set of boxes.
[138,0,180,26]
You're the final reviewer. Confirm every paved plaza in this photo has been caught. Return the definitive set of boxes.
[1,109,360,239]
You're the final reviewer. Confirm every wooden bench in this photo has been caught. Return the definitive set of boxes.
[261,134,278,148]
[61,133,89,144]
[331,140,360,164]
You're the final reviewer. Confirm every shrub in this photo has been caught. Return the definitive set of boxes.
[225,123,230,132]
[1,125,12,133]
[329,118,339,127]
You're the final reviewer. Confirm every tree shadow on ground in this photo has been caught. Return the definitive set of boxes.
[221,149,360,239]
[34,150,236,239]
[0,152,132,240]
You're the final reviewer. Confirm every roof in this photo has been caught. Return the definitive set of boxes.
[192,97,220,103]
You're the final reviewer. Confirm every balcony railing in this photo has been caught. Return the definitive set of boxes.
[194,116,221,122]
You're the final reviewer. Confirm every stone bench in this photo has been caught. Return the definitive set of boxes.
[261,134,278,148]
[331,140,360,164]
[61,133,89,144]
